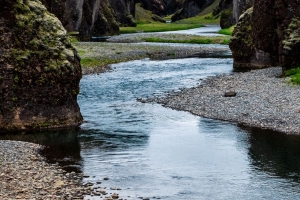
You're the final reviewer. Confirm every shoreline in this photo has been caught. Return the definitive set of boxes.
[0,140,90,199]
[150,67,300,134]
[75,33,230,75]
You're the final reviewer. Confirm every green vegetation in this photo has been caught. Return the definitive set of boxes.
[198,0,221,16]
[80,58,103,67]
[120,14,219,34]
[142,36,230,45]
[285,67,300,85]
[218,26,235,35]
[122,6,220,34]
[120,23,203,34]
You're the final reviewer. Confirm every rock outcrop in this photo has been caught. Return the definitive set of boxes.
[0,0,83,131]
[230,0,300,71]
[214,0,253,28]
[171,0,214,22]
[139,0,184,16]
[109,0,136,27]
[41,0,119,40]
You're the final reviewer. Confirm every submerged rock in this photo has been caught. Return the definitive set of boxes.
[0,0,83,131]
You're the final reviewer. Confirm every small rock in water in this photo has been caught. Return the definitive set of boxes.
[224,91,236,97]
[111,193,119,199]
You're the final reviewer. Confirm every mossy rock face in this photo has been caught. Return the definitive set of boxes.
[79,0,119,40]
[108,0,136,27]
[0,0,82,132]
[229,0,300,71]
[220,8,233,29]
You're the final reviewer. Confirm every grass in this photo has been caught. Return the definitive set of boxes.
[121,12,220,34]
[142,36,230,45]
[285,67,300,85]
[120,23,202,34]
[218,25,235,35]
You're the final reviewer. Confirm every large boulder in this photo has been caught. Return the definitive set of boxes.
[41,0,119,40]
[230,0,300,71]
[0,0,83,131]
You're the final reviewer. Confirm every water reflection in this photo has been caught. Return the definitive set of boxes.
[0,129,82,172]
[241,125,300,182]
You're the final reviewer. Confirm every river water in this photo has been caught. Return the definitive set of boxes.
[2,54,300,199]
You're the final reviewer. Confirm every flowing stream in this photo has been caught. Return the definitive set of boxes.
[2,27,300,199]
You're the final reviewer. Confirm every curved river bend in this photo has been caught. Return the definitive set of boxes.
[1,41,300,199]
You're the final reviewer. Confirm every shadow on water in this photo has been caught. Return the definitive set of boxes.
[0,128,83,173]
[239,125,300,183]
[79,128,149,152]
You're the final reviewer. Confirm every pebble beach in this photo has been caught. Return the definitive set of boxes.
[152,67,300,134]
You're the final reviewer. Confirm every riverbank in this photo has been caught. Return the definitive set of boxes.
[0,140,91,199]
[151,67,300,134]
[74,41,230,75]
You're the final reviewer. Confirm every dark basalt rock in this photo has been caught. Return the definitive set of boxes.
[0,0,82,131]
[139,0,184,16]
[224,91,236,97]
[172,0,214,22]
[109,0,136,27]
[230,0,300,71]
[41,0,120,40]
[214,0,253,29]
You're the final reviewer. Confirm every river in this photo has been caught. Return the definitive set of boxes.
[2,27,300,199]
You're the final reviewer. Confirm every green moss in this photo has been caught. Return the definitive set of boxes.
[285,67,300,85]
[219,25,235,36]
[80,58,103,67]
[142,36,230,45]
[220,8,233,29]
[283,17,300,51]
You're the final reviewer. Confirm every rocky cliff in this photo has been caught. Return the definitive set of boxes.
[139,0,184,16]
[214,0,253,28]
[109,0,136,27]
[230,0,300,71]
[0,0,83,131]
[41,0,119,40]
[171,0,214,21]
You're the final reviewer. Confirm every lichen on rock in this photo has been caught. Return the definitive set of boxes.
[0,0,83,131]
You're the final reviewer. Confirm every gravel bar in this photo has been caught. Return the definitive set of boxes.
[0,140,91,200]
[152,67,300,134]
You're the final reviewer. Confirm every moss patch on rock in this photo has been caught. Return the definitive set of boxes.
[0,0,82,132]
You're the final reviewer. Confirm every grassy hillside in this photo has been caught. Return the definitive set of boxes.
[135,3,157,24]
[121,1,220,34]
[198,0,221,16]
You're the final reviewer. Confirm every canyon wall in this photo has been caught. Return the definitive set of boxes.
[172,0,214,21]
[230,0,300,71]
[0,0,83,131]
[41,0,121,40]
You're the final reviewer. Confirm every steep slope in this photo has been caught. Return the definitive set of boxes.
[138,0,184,16]
[0,0,82,131]
[41,0,119,40]
[171,0,215,22]
[109,0,136,27]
